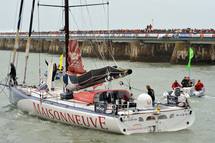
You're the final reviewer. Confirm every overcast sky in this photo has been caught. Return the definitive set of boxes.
[0,0,215,32]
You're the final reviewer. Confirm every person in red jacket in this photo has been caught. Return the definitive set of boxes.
[195,80,204,91]
[172,80,182,90]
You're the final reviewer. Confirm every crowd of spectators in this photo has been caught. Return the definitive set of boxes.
[1,28,215,35]
[70,28,215,34]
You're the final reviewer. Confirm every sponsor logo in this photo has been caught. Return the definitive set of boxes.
[146,99,151,105]
[123,118,137,122]
[33,102,108,130]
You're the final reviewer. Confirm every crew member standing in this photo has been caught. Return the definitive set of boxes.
[146,85,155,104]
[9,63,18,85]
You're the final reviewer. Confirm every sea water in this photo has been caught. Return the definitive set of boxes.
[0,50,215,143]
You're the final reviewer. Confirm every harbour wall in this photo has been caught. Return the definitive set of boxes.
[0,38,214,65]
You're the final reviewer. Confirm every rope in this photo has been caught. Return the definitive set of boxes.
[119,80,145,93]
[69,9,80,30]
[77,0,106,67]
[82,0,108,66]
[7,51,12,76]
[0,77,9,99]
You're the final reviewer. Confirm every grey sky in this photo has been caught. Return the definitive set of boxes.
[0,0,214,32]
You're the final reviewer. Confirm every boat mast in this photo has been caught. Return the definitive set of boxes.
[65,0,69,71]
[13,0,24,64]
[23,0,36,84]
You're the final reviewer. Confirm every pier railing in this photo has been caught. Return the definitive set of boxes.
[0,32,215,41]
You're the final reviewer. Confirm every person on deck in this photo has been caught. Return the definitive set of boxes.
[9,63,18,85]
[172,80,182,90]
[195,80,204,91]
[146,85,155,104]
[181,76,189,87]
[45,59,58,90]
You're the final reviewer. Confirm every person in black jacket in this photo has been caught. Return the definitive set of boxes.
[181,76,189,87]
[146,85,155,104]
[9,63,18,85]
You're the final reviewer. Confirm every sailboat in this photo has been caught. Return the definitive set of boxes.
[3,0,195,135]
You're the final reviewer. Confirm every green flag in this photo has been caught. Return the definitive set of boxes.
[187,47,194,70]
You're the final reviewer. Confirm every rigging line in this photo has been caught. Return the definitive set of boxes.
[96,2,111,66]
[106,0,118,66]
[0,77,9,99]
[84,1,110,66]
[57,0,65,31]
[78,0,105,67]
[51,40,56,62]
[13,0,19,35]
[38,2,108,8]
[101,0,107,23]
[0,86,9,99]
[79,0,89,29]
[7,51,12,77]
[83,0,108,66]
[84,0,94,32]
[61,0,65,72]
[69,9,80,30]
[100,0,118,66]
[77,1,99,65]
[120,80,145,93]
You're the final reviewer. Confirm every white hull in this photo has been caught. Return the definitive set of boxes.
[164,86,205,98]
[183,86,205,97]
[9,86,195,135]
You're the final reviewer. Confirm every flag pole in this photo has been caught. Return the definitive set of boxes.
[189,68,190,79]
[187,47,194,79]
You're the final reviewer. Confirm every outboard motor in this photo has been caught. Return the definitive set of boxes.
[174,87,181,97]
[167,87,189,107]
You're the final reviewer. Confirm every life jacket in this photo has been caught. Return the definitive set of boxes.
[195,82,204,91]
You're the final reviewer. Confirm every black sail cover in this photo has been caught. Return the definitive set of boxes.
[65,66,132,91]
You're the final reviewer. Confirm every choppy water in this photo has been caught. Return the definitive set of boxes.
[0,50,215,143]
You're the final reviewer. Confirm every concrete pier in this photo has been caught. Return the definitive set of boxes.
[0,38,214,65]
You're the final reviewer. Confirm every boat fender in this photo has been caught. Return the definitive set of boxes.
[127,69,132,75]
[163,92,169,97]
[183,93,190,98]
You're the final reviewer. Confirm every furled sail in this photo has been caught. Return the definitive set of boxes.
[65,66,132,91]
[13,0,24,64]
[67,39,86,74]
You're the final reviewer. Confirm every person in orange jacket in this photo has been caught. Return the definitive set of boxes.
[172,80,182,90]
[195,80,204,91]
